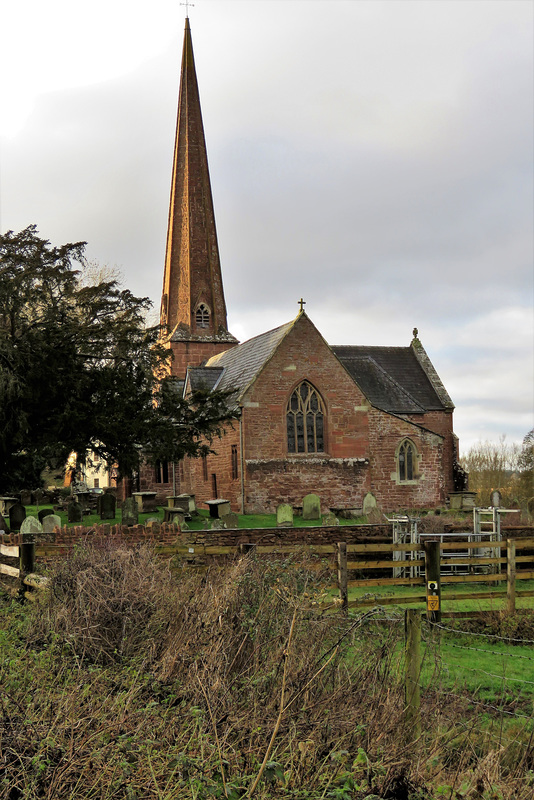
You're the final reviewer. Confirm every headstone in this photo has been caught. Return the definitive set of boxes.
[210,518,225,530]
[67,500,83,523]
[121,498,139,527]
[188,494,197,514]
[322,511,339,526]
[223,512,239,529]
[302,493,321,520]
[19,490,32,506]
[367,507,383,524]
[0,512,8,533]
[9,503,26,531]
[42,514,61,534]
[491,490,502,508]
[98,492,116,520]
[362,492,377,516]
[145,519,161,535]
[20,516,42,535]
[38,508,54,523]
[276,503,294,527]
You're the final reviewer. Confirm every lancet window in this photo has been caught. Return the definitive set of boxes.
[286,381,325,454]
[397,439,417,482]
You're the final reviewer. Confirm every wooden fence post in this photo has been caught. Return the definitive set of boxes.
[506,539,516,614]
[337,542,348,614]
[424,539,441,623]
[404,608,421,743]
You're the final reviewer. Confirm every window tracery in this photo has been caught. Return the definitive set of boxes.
[286,381,325,454]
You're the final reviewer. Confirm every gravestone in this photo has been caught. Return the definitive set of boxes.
[527,497,534,517]
[20,516,42,535]
[98,492,116,520]
[210,518,225,530]
[121,498,139,527]
[38,508,54,523]
[67,500,83,523]
[9,503,26,531]
[0,512,8,533]
[223,512,239,529]
[490,490,502,508]
[276,503,294,527]
[42,514,61,534]
[302,494,321,520]
[322,511,339,526]
[363,492,377,516]
[19,490,32,505]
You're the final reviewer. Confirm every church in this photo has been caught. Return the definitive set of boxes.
[142,18,461,514]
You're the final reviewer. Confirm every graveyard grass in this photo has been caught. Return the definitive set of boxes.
[24,505,368,528]
[1,543,534,799]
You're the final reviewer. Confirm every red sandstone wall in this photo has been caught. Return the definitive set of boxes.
[169,340,236,379]
[238,315,372,512]
[403,410,455,495]
[368,409,445,510]
[185,426,242,512]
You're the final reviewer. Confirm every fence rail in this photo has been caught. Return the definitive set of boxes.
[2,530,533,614]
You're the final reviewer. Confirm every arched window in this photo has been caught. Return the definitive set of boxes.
[195,303,210,329]
[286,381,325,454]
[397,439,417,482]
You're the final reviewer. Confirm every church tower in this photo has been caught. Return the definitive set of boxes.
[160,17,238,378]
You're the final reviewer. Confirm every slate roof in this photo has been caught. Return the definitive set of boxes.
[205,320,295,399]
[186,366,224,393]
[332,346,447,413]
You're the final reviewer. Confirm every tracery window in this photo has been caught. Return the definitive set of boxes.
[397,439,417,482]
[286,381,325,454]
[195,304,210,329]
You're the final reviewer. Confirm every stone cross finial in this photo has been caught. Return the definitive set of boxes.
[298,298,306,312]
[412,327,419,338]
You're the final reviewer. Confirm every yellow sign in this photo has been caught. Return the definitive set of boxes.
[427,596,440,611]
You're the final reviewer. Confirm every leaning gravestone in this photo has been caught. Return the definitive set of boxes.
[302,493,321,520]
[322,511,339,526]
[277,503,294,527]
[38,508,54,523]
[67,500,83,523]
[98,492,116,521]
[121,498,139,527]
[9,503,26,531]
[42,514,61,534]
[20,516,43,535]
[363,492,377,516]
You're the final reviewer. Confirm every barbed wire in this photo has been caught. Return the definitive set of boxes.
[426,684,532,720]
[430,640,534,661]
[429,621,534,645]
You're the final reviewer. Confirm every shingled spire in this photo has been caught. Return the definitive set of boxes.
[160,18,237,377]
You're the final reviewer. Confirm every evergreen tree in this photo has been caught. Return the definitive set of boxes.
[0,226,237,492]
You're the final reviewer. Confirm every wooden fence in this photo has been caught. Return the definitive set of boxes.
[1,533,533,614]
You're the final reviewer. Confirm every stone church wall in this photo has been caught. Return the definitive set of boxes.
[368,408,444,510]
[244,457,369,514]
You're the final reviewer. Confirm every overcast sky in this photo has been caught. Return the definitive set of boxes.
[1,0,532,452]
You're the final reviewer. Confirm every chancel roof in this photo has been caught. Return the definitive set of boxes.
[332,346,450,414]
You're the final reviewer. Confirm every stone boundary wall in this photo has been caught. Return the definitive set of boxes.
[186,524,392,547]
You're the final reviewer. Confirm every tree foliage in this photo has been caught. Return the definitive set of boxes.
[0,226,237,492]
[461,432,533,507]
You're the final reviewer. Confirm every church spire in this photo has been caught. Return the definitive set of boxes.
[160,18,236,358]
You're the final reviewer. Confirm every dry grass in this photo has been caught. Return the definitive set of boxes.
[1,540,533,799]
